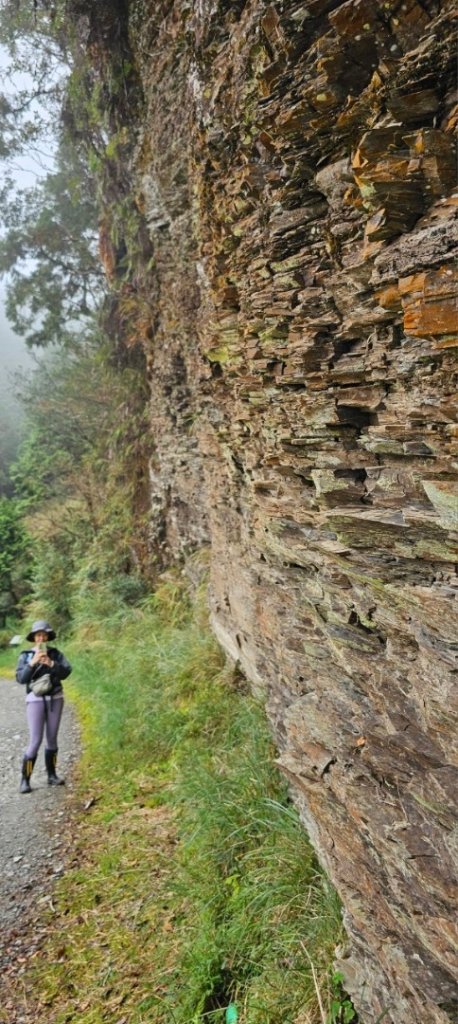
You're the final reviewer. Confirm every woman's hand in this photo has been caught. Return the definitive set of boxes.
[30,651,49,666]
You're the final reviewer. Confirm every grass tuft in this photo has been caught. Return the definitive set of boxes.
[2,576,347,1023]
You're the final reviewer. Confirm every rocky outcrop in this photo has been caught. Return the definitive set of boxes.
[82,1,458,1019]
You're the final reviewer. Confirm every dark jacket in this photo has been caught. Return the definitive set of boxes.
[16,647,72,696]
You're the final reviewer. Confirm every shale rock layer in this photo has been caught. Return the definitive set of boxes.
[128,2,457,1020]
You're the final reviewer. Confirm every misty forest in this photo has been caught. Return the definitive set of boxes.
[0,1,456,1023]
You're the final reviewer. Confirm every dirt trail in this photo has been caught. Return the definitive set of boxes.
[0,675,79,971]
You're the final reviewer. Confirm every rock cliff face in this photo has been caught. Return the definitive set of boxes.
[86,1,458,1019]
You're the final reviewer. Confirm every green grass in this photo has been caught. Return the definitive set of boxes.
[2,577,347,1024]
[0,643,19,678]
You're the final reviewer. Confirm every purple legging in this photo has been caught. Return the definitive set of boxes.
[25,698,64,758]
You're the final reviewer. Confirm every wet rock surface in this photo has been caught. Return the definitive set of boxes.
[74,1,457,1020]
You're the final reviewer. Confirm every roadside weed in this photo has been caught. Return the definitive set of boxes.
[4,578,346,1023]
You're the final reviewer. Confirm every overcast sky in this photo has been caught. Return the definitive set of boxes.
[0,41,56,401]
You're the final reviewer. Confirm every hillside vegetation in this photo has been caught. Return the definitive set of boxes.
[0,577,349,1024]
[0,7,350,1021]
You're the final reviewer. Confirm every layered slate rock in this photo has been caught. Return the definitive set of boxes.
[119,1,457,1019]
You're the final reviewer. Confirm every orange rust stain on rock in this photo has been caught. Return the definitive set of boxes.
[398,267,458,337]
[376,284,402,311]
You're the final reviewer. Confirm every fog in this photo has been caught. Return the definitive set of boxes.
[0,41,55,416]
[0,282,32,364]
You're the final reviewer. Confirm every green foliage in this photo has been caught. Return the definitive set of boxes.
[0,0,67,159]
[19,583,345,1024]
[0,136,103,348]
[9,425,61,509]
[10,342,150,622]
[0,643,18,675]
[0,497,26,574]
[0,0,152,614]
[0,628,13,649]
[0,8,353,1019]
[0,386,24,496]
[27,538,75,631]
[0,497,30,616]
[327,972,357,1024]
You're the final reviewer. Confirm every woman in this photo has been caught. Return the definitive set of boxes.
[16,619,72,794]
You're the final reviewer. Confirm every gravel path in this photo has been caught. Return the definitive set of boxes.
[0,675,80,972]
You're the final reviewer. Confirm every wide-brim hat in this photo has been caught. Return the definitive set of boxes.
[26,619,56,642]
